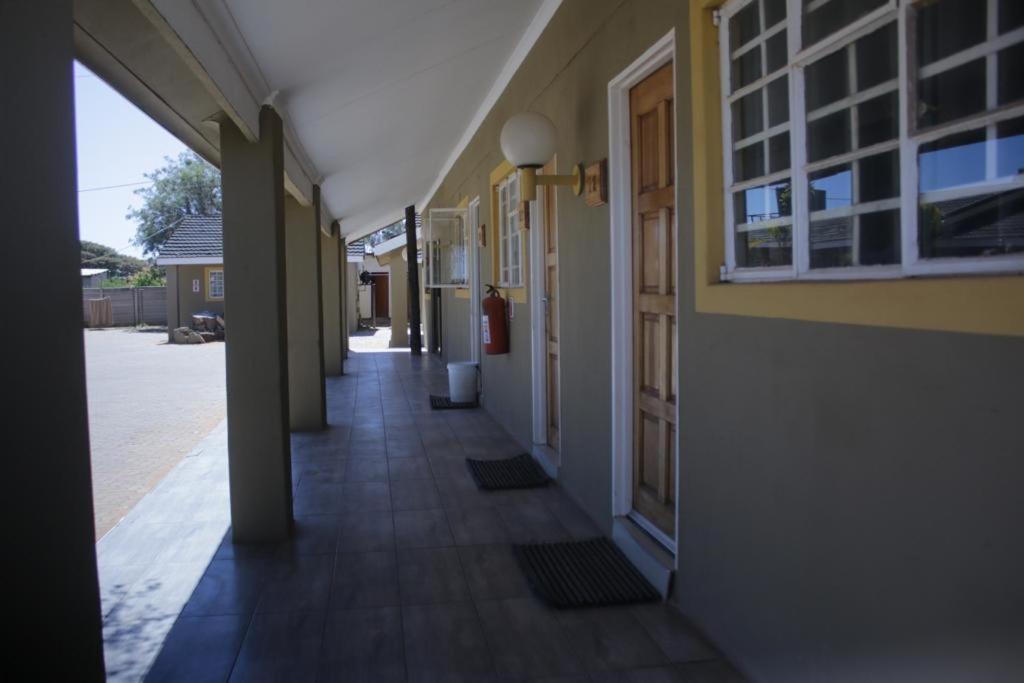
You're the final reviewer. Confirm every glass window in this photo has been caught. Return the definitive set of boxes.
[497,173,523,288]
[721,0,1024,280]
[208,269,224,299]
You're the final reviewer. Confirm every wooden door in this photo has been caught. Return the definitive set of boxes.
[372,274,390,319]
[630,62,676,539]
[542,166,560,450]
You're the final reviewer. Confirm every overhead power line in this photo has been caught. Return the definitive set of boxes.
[78,180,153,193]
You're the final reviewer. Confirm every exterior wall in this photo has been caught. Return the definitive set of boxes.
[423,0,1024,679]
[166,263,225,329]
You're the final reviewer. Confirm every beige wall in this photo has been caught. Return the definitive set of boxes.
[420,1,1024,680]
[166,263,226,330]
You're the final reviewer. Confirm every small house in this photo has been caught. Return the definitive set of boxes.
[155,215,223,335]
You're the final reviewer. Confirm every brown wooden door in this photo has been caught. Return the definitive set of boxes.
[372,274,390,319]
[630,62,676,539]
[542,163,560,450]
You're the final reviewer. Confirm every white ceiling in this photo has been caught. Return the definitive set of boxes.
[217,0,549,238]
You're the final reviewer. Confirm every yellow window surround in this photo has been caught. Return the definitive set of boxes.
[204,266,224,302]
[489,160,527,304]
[686,1,1023,337]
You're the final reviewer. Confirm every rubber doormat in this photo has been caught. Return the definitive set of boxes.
[514,537,661,608]
[429,394,478,410]
[466,452,549,490]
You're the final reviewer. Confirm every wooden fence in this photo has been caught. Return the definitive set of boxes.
[82,286,166,327]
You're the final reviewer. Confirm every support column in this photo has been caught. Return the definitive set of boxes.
[220,106,293,542]
[389,259,410,348]
[166,265,180,341]
[339,233,349,364]
[285,195,326,430]
[321,209,343,377]
[3,2,105,677]
[405,204,423,354]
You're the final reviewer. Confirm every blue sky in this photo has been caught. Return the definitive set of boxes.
[75,61,187,258]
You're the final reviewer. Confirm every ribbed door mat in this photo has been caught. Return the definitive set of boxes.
[466,452,550,490]
[429,394,478,410]
[513,537,661,608]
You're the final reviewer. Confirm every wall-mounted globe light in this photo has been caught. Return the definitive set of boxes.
[500,112,583,202]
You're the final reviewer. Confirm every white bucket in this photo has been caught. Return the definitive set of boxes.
[448,362,478,403]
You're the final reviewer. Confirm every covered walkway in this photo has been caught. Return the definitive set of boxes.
[99,345,737,681]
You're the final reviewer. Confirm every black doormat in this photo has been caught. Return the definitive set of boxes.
[466,452,550,490]
[513,537,660,609]
[429,394,477,410]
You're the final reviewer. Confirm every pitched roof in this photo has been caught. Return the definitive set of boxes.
[80,268,107,276]
[158,215,223,260]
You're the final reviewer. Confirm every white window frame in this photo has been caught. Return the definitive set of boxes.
[424,207,468,288]
[719,0,1024,283]
[497,172,524,287]
[207,268,224,300]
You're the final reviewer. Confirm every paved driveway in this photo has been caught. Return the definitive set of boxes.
[84,328,226,539]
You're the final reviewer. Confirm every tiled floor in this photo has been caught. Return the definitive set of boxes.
[99,345,743,682]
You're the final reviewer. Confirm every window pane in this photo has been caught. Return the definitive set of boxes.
[855,22,896,92]
[1000,0,1024,33]
[767,76,789,127]
[857,91,898,147]
[769,132,791,174]
[766,31,788,74]
[730,1,760,52]
[764,0,787,27]
[734,178,793,223]
[920,190,1024,257]
[732,46,763,91]
[859,210,901,265]
[802,0,887,47]
[919,129,986,192]
[997,42,1024,107]
[859,150,900,202]
[732,90,764,140]
[737,224,793,267]
[809,217,853,268]
[917,59,986,129]
[805,48,848,112]
[809,164,851,211]
[996,117,1024,178]
[734,142,766,182]
[916,0,987,67]
[808,110,851,162]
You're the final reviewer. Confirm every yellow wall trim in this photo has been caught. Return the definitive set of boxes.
[685,2,1024,337]
[204,265,224,302]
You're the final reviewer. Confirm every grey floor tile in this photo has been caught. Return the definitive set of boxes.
[98,562,148,618]
[388,457,434,480]
[146,614,248,683]
[457,544,531,601]
[545,495,602,539]
[345,458,389,483]
[337,510,395,553]
[330,551,400,609]
[401,602,494,681]
[285,514,342,556]
[294,479,346,515]
[589,660,746,682]
[387,438,425,459]
[558,607,669,673]
[630,604,720,664]
[229,610,325,682]
[397,547,471,605]
[182,557,272,617]
[339,481,392,512]
[475,597,585,678]
[256,554,333,614]
[497,503,571,543]
[318,606,406,682]
[390,478,442,511]
[445,506,510,545]
[426,454,471,480]
[394,508,454,548]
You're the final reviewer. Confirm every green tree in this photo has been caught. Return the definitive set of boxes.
[128,151,221,256]
[129,266,166,287]
[80,240,148,277]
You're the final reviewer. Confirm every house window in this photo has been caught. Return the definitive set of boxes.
[207,268,224,300]
[497,172,524,287]
[720,0,1024,281]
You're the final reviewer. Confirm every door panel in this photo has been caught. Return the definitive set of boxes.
[630,62,676,539]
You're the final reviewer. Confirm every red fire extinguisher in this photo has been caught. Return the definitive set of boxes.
[482,285,509,355]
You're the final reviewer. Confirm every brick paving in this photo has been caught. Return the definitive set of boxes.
[84,328,226,539]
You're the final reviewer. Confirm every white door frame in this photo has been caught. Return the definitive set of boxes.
[530,182,561,470]
[468,197,481,364]
[608,29,678,555]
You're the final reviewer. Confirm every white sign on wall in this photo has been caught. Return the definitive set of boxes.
[192,279,200,293]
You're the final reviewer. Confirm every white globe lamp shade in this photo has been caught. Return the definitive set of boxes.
[500,112,556,168]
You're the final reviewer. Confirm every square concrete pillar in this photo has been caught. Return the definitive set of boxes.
[321,219,343,377]
[220,107,293,543]
[3,1,105,677]
[285,196,326,430]
[389,261,410,347]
